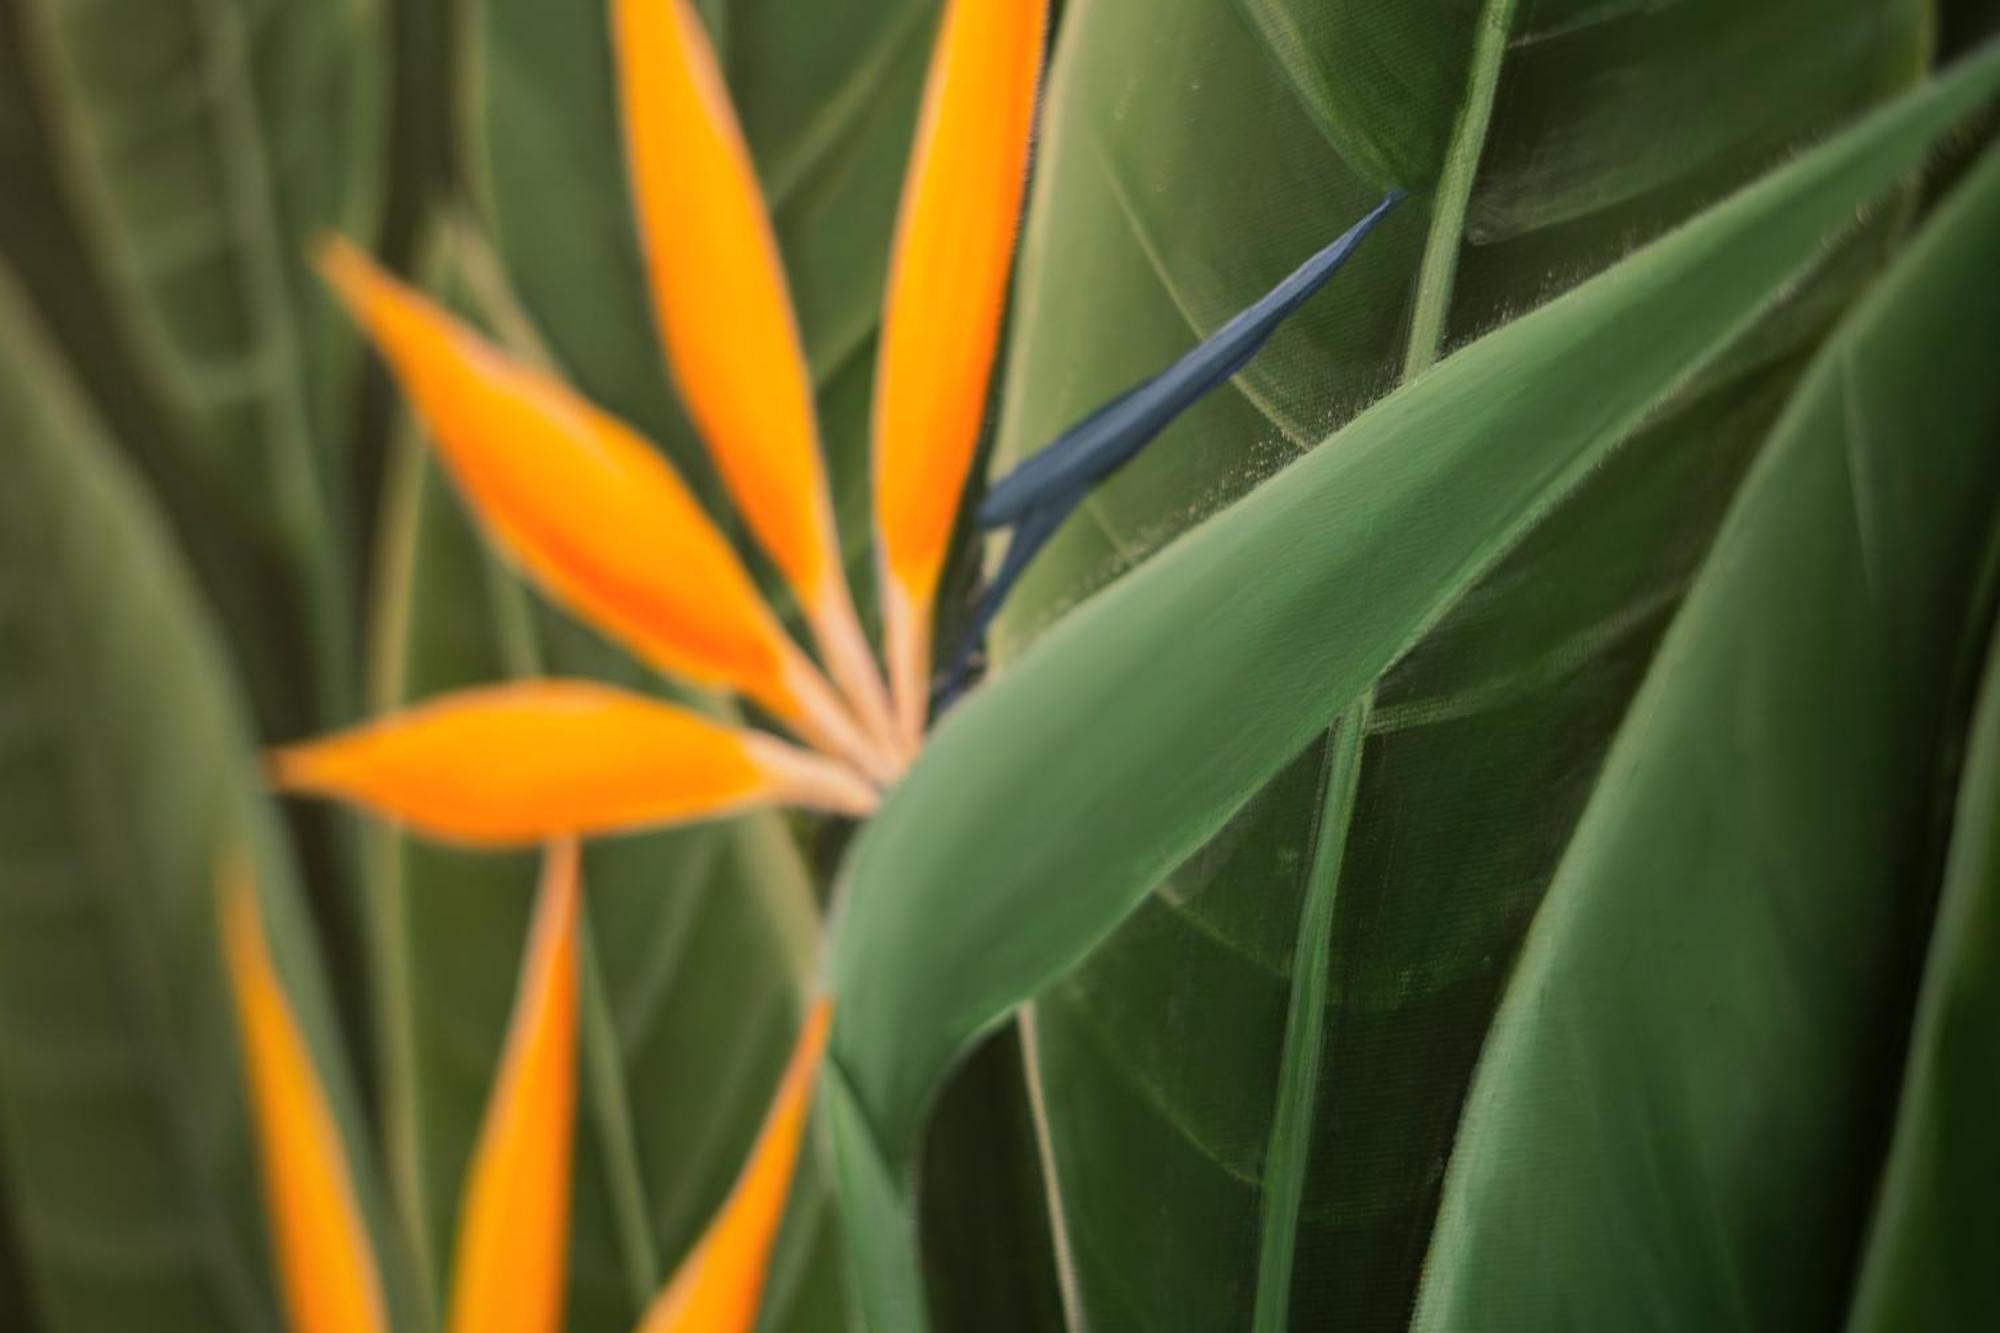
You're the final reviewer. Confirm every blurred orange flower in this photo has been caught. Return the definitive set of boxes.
[236,1,1048,1330]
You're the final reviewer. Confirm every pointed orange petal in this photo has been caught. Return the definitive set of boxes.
[271,680,878,846]
[447,841,580,1333]
[610,0,896,752]
[874,0,1049,742]
[317,239,890,774]
[219,856,389,1333]
[635,999,833,1333]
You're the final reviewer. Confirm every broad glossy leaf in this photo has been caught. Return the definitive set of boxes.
[0,269,410,1332]
[1847,612,2000,1330]
[13,0,385,710]
[822,40,2000,1333]
[464,0,940,609]
[368,433,843,1332]
[1413,138,2000,1330]
[975,1,1934,1327]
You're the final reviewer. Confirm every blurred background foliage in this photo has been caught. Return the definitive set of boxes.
[1,1,1998,1331]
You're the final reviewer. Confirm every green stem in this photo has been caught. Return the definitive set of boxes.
[1019,1003,1088,1331]
[1250,697,1370,1332]
[1402,0,1519,378]
[1251,0,1514,1284]
[360,420,442,1324]
[580,927,664,1306]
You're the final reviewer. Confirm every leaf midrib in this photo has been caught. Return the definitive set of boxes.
[1243,4,1518,1320]
[1250,698,1369,1332]
[1403,0,1520,377]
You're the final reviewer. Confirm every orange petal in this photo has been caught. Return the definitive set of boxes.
[634,999,833,1333]
[219,855,389,1333]
[610,0,895,752]
[873,0,1049,742]
[316,239,888,774]
[271,679,878,846]
[447,841,581,1333]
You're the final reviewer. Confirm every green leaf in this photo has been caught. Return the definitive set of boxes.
[0,1155,40,1333]
[0,0,353,745]
[822,1061,929,1333]
[462,0,938,610]
[915,1029,1068,1333]
[13,0,386,714]
[1847,612,2000,1329]
[821,37,2000,1332]
[977,1,1932,1326]
[366,424,843,1332]
[1413,137,2000,1331]
[0,265,412,1333]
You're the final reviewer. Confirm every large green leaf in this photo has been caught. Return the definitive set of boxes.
[821,39,2000,1333]
[366,416,843,1330]
[0,267,413,1332]
[0,0,352,745]
[13,0,386,713]
[1413,136,2000,1330]
[1846,612,2000,1329]
[463,0,939,609]
[974,0,1932,1326]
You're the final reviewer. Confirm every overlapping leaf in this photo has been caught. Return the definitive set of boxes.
[1847,612,2000,1330]
[0,267,412,1333]
[1414,138,2000,1330]
[975,1,1935,1326]
[14,0,387,716]
[822,40,2000,1333]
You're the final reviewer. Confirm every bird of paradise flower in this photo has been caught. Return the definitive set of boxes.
[218,0,1400,1328]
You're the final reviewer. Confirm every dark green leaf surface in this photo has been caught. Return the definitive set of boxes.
[0,268,411,1333]
[977,1,1930,1326]
[916,1028,1067,1333]
[823,41,2000,1333]
[463,0,939,610]
[1847,608,2000,1330]
[0,1155,40,1333]
[0,0,350,745]
[14,0,385,713]
[367,431,843,1333]
[1414,138,2000,1331]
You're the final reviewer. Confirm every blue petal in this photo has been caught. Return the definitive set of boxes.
[976,190,1403,529]
[935,191,1406,710]
[933,496,1077,709]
